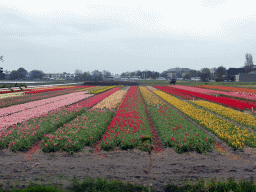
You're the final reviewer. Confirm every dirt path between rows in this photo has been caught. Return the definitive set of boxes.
[1,146,256,192]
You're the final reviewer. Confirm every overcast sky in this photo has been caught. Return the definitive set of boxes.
[1,0,256,75]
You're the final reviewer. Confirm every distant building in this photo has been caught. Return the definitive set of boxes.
[130,76,141,80]
[44,73,75,80]
[103,76,115,81]
[121,76,130,80]
[238,73,256,82]
[167,67,191,78]
[227,65,256,81]
[191,77,201,81]
[226,68,246,81]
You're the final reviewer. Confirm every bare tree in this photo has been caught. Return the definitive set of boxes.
[0,55,4,62]
[244,53,254,73]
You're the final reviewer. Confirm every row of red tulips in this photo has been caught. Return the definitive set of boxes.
[100,86,153,151]
[0,90,24,94]
[169,85,256,101]
[153,86,198,100]
[155,86,256,111]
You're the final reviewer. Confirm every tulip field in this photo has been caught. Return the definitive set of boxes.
[2,83,256,191]
[1,83,256,154]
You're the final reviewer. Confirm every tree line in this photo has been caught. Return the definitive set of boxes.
[0,67,45,80]
[0,53,255,81]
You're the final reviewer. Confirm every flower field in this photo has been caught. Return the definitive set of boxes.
[1,84,256,153]
[41,109,115,153]
[92,87,129,110]
[0,86,87,108]
[0,89,29,94]
[169,85,256,101]
[23,86,82,94]
[156,86,256,111]
[154,86,198,100]
[1,83,256,153]
[100,86,153,151]
[88,86,116,94]
[0,91,93,132]
[153,89,256,149]
[139,86,214,153]
[196,85,256,94]
[0,92,24,99]
[189,100,256,130]
[2,83,256,191]
[0,92,89,117]
[0,86,121,151]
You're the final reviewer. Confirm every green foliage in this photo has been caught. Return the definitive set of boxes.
[69,176,151,192]
[41,109,115,153]
[140,135,152,144]
[143,99,214,153]
[0,107,87,152]
[164,177,256,192]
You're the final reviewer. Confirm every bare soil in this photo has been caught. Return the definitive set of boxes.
[1,146,256,192]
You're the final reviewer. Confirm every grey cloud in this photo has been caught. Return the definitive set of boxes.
[201,0,226,9]
[65,18,123,33]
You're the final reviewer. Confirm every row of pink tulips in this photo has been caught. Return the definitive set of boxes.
[0,87,82,108]
[0,87,120,151]
[0,91,88,117]
[0,92,93,132]
[169,85,256,101]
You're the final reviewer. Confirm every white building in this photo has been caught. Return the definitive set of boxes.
[191,77,201,81]
[44,73,75,80]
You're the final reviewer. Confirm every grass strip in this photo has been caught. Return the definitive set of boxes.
[2,176,256,192]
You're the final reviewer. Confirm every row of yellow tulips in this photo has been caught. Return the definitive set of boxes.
[0,92,24,99]
[189,100,256,131]
[89,86,116,94]
[140,87,163,106]
[92,88,129,110]
[76,86,101,92]
[31,85,75,91]
[145,86,157,91]
[153,90,256,149]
